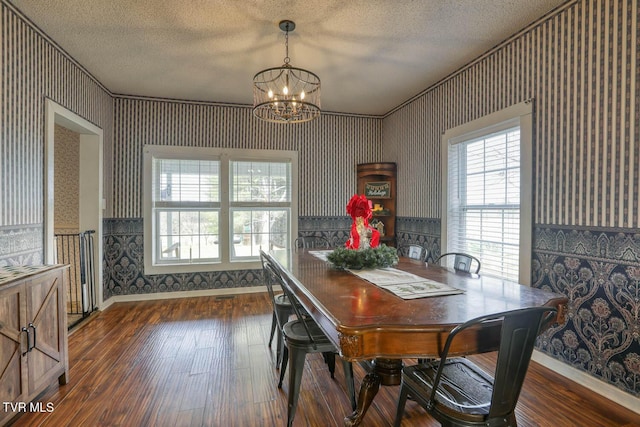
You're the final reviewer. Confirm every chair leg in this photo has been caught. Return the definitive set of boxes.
[286,344,308,427]
[268,311,277,347]
[276,329,284,369]
[342,360,356,411]
[323,351,336,378]
[274,306,291,369]
[278,345,289,388]
[394,382,409,427]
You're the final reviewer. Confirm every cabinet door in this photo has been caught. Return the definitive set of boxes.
[25,268,67,394]
[0,281,28,407]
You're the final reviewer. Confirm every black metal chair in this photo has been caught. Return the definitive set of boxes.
[394,306,558,427]
[294,235,331,249]
[260,252,294,369]
[435,252,481,274]
[260,251,356,427]
[397,243,428,262]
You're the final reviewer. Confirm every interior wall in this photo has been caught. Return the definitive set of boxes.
[383,0,639,401]
[102,98,382,297]
[111,97,382,218]
[0,1,113,266]
[385,0,638,227]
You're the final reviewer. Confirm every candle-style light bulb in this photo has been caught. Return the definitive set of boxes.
[300,91,305,100]
[268,89,274,98]
[283,86,289,96]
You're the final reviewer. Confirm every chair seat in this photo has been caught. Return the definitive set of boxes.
[403,358,494,423]
[274,293,290,307]
[282,319,335,349]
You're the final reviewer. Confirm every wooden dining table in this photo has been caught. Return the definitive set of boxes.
[269,249,568,426]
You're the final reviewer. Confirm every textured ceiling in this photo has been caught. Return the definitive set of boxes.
[9,0,567,115]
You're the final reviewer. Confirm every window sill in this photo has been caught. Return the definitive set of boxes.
[143,259,261,275]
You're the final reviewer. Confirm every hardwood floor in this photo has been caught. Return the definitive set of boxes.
[7,293,640,427]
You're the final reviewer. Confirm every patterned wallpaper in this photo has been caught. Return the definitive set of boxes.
[53,124,80,233]
[0,0,113,265]
[384,0,638,228]
[533,226,640,398]
[396,217,441,263]
[112,97,382,218]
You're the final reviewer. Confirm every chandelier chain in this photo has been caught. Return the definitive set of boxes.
[283,28,290,64]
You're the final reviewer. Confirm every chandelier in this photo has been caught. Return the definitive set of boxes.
[252,20,321,123]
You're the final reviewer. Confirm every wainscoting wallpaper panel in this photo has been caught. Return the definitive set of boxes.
[533,226,640,398]
[112,97,382,218]
[383,0,639,229]
[1,1,113,265]
[103,218,264,297]
[396,217,441,263]
[298,216,352,248]
[102,216,352,299]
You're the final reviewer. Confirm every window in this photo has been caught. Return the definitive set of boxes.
[442,102,532,284]
[143,146,298,274]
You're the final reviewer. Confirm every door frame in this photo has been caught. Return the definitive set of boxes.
[44,98,104,309]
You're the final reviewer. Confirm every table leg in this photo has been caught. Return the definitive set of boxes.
[344,358,403,426]
[344,371,380,426]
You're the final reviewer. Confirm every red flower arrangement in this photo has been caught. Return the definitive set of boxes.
[345,194,380,250]
[346,194,373,221]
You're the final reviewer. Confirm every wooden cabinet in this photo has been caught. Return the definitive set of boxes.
[0,265,69,425]
[357,162,397,246]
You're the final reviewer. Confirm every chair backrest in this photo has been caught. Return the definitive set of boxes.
[428,306,558,420]
[397,244,427,262]
[294,236,330,250]
[260,250,319,348]
[435,252,481,274]
[260,250,283,308]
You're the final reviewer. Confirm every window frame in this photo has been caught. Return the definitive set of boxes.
[441,101,533,284]
[143,145,298,274]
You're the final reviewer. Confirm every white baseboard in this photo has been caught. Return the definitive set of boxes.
[100,286,267,310]
[532,350,640,415]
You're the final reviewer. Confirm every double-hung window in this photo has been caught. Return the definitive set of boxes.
[442,102,532,283]
[143,146,298,274]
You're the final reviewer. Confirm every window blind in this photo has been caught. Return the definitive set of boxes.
[447,126,521,281]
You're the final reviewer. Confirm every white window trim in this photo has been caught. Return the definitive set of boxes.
[441,100,533,285]
[143,145,298,274]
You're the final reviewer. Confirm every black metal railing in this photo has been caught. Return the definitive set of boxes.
[54,230,97,329]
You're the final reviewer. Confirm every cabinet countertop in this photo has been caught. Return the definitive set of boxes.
[0,264,65,285]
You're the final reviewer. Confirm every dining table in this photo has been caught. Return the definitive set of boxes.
[269,248,568,426]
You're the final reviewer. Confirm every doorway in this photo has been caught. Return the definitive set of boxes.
[44,99,104,326]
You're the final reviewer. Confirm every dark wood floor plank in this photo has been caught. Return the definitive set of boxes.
[8,293,640,427]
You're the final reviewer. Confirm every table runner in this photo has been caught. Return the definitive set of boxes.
[348,267,464,299]
[309,250,463,299]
